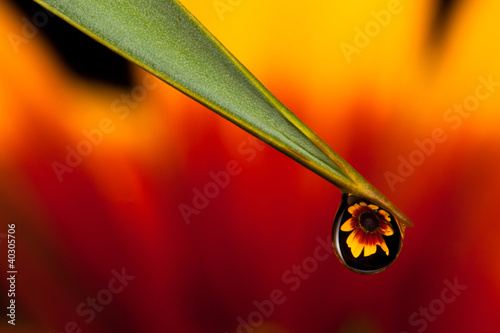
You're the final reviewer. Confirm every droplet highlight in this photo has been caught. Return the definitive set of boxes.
[332,193,403,274]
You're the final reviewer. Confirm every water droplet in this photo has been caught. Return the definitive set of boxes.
[332,193,403,274]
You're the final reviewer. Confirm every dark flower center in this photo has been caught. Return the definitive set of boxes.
[359,212,380,232]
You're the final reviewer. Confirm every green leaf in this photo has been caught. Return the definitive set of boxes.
[32,0,412,228]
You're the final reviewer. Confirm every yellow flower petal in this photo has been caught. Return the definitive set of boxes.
[380,243,389,256]
[351,231,365,258]
[368,204,379,210]
[341,218,356,232]
[364,242,377,257]
[379,222,394,236]
[347,204,359,214]
[346,227,359,247]
[379,237,389,256]
[378,209,391,222]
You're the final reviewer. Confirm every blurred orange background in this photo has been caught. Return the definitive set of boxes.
[1,0,499,332]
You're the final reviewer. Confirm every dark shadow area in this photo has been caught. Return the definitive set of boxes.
[428,0,463,49]
[10,0,132,88]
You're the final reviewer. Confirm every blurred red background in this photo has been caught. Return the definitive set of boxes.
[1,0,499,332]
